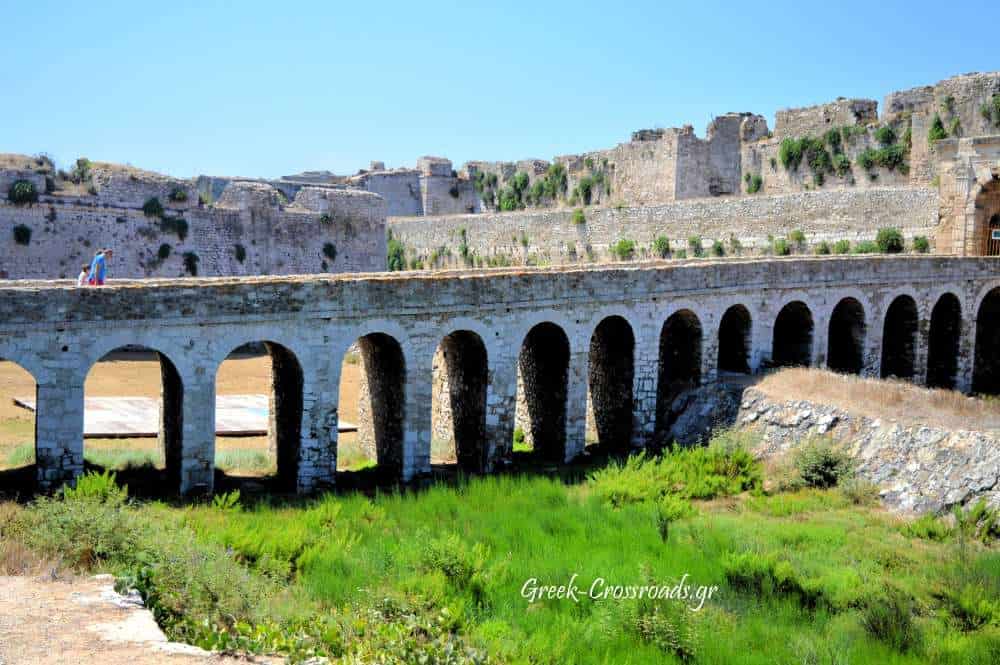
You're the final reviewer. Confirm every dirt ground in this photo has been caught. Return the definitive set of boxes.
[0,574,268,664]
[0,355,366,471]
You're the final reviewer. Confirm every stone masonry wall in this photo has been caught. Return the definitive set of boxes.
[388,187,940,267]
[0,181,386,279]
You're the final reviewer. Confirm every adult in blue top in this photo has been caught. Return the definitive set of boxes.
[88,248,113,285]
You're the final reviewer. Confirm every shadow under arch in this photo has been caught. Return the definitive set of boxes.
[973,287,1000,394]
[352,332,407,476]
[588,315,635,450]
[880,295,918,380]
[772,301,813,367]
[431,329,489,471]
[718,304,752,374]
[655,309,702,439]
[515,322,570,461]
[927,293,962,389]
[827,297,866,375]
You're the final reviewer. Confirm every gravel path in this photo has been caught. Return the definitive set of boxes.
[0,574,268,664]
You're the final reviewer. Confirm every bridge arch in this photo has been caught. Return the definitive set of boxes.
[926,292,962,389]
[880,295,919,380]
[215,339,304,490]
[827,297,866,374]
[431,329,489,471]
[516,321,570,461]
[0,357,38,490]
[772,300,814,367]
[973,286,1000,394]
[588,315,635,449]
[349,331,408,475]
[718,304,752,374]
[82,344,185,493]
[655,308,703,438]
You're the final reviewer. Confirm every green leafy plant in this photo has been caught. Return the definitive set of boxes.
[833,239,851,254]
[687,235,704,258]
[874,125,896,146]
[571,208,586,225]
[788,229,806,251]
[12,224,31,245]
[928,114,948,142]
[143,197,164,218]
[980,94,1000,127]
[744,172,762,194]
[832,154,851,177]
[652,235,671,259]
[387,233,406,271]
[853,240,879,254]
[772,237,790,256]
[912,235,930,253]
[610,238,636,261]
[322,242,337,262]
[794,440,854,488]
[876,227,904,254]
[7,179,38,205]
[814,240,831,255]
[779,138,804,170]
[158,216,188,241]
[157,243,171,260]
[168,187,187,202]
[711,240,725,257]
[212,489,241,511]
[319,213,332,224]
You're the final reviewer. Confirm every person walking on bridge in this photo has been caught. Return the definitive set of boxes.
[88,248,113,285]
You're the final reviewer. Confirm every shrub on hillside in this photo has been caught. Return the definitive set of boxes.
[860,586,922,653]
[793,439,853,488]
[7,179,38,205]
[876,227,904,253]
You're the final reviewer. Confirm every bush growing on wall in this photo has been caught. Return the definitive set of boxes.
[571,208,586,225]
[711,240,725,257]
[772,238,791,256]
[143,197,164,218]
[744,173,762,194]
[876,227,904,254]
[687,235,704,258]
[853,240,879,254]
[12,224,32,245]
[928,114,948,142]
[815,240,831,255]
[652,236,670,258]
[912,236,930,253]
[159,216,188,241]
[833,154,851,177]
[70,157,92,184]
[779,138,804,170]
[833,239,851,254]
[610,239,636,261]
[387,235,406,271]
[322,242,337,262]
[234,243,246,263]
[157,243,171,260]
[7,179,38,205]
[789,229,807,251]
[875,125,896,146]
[168,187,187,202]
[980,94,1000,128]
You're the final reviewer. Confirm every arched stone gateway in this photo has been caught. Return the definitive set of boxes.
[655,310,702,436]
[772,301,813,367]
[926,293,962,389]
[3,256,997,494]
[880,296,918,380]
[827,298,866,375]
[431,330,488,471]
[516,322,570,461]
[718,305,752,374]
[973,287,1000,394]
[355,333,407,474]
[588,316,635,449]
[974,179,1000,256]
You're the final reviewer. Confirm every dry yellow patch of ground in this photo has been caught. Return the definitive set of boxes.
[755,367,1000,432]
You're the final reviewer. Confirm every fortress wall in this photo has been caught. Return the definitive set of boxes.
[359,171,424,216]
[388,187,939,266]
[774,99,878,139]
[0,186,386,280]
[741,129,912,196]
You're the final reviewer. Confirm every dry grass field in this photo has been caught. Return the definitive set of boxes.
[756,367,1000,432]
[0,354,370,473]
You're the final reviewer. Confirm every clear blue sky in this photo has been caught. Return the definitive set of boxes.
[1,0,993,179]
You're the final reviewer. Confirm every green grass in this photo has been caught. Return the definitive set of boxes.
[5,433,1000,664]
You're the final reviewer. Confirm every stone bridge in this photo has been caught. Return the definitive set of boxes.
[2,256,999,495]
